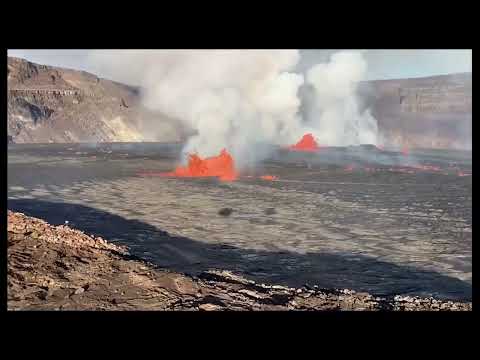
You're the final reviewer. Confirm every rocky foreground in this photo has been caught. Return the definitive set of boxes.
[7,211,472,311]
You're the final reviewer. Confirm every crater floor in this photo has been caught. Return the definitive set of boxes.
[8,143,472,301]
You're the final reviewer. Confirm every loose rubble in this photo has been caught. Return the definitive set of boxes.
[7,211,472,311]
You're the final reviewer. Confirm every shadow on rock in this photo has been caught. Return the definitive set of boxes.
[8,198,472,301]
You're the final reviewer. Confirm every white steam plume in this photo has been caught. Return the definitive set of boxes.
[86,50,378,166]
[301,51,378,146]
[87,50,304,166]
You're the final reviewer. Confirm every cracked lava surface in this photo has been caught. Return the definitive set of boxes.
[8,143,472,301]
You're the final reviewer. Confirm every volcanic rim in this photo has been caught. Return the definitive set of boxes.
[7,210,472,311]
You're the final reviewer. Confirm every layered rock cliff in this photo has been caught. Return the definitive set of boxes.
[7,57,472,150]
[360,73,472,150]
[7,57,185,143]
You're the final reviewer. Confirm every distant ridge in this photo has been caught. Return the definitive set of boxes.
[7,56,185,144]
[7,56,472,150]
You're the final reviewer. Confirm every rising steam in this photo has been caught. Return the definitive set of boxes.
[86,50,377,166]
[301,51,378,146]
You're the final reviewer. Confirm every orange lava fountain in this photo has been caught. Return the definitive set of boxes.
[166,149,238,181]
[289,133,321,152]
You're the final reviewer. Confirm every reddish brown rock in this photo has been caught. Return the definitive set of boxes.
[7,211,472,311]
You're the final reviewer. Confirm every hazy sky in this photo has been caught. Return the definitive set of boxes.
[8,49,472,83]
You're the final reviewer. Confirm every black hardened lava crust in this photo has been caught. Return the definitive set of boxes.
[8,143,472,303]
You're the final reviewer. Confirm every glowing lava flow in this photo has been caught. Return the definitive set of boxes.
[289,133,321,152]
[166,149,238,181]
[260,175,278,181]
[139,150,280,182]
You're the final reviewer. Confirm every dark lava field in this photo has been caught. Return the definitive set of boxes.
[8,143,472,301]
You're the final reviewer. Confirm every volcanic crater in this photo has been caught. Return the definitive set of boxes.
[7,142,472,301]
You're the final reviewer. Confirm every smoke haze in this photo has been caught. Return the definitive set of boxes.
[85,50,379,167]
[302,51,378,146]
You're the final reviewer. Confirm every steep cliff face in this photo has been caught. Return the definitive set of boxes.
[8,57,472,150]
[360,73,472,150]
[7,57,184,143]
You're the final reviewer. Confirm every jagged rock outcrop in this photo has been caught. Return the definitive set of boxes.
[7,57,186,143]
[7,211,472,311]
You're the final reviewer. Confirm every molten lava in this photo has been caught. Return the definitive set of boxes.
[260,175,278,181]
[289,133,320,152]
[167,149,238,181]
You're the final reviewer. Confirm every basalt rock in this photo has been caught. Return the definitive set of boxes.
[7,211,472,311]
[218,208,233,216]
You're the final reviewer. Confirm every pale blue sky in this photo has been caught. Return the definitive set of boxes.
[8,49,472,82]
